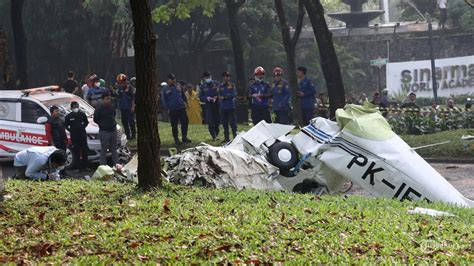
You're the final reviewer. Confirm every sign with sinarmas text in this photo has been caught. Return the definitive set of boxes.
[386,55,474,98]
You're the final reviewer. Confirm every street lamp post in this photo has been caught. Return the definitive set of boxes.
[427,15,438,104]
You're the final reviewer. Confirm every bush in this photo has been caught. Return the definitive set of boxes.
[416,94,474,108]
[388,110,474,135]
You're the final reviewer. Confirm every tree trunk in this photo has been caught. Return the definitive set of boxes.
[302,0,345,119]
[10,0,28,89]
[225,0,248,123]
[274,0,305,125]
[286,48,301,123]
[130,0,162,190]
[0,29,14,90]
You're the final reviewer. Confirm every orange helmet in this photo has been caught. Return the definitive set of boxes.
[116,73,127,82]
[254,66,265,76]
[273,67,283,76]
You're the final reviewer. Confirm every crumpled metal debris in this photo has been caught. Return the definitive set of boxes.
[165,145,283,190]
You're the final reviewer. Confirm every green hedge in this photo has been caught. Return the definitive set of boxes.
[387,110,473,135]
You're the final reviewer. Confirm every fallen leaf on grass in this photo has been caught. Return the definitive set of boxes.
[163,198,171,214]
[245,259,262,265]
[128,241,143,249]
[38,212,45,221]
[350,245,367,255]
[426,249,454,257]
[102,189,116,194]
[215,244,233,252]
[65,251,77,257]
[30,242,55,258]
[85,234,96,240]
[162,235,174,242]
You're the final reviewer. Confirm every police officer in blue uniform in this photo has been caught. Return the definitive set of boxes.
[218,72,238,142]
[249,66,272,124]
[162,74,191,145]
[199,71,220,141]
[296,66,316,125]
[272,67,291,124]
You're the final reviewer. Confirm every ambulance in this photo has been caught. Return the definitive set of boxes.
[0,86,131,168]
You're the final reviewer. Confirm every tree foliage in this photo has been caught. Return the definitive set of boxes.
[0,0,362,95]
[152,0,220,23]
[449,0,474,30]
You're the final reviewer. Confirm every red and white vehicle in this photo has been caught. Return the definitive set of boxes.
[0,86,131,167]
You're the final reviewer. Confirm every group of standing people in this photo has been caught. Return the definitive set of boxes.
[55,71,137,169]
[248,66,316,126]
[161,65,317,145]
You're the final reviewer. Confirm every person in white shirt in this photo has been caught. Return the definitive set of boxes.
[438,0,447,30]
[82,74,96,100]
[13,147,67,180]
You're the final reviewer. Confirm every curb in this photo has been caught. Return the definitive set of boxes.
[425,158,474,164]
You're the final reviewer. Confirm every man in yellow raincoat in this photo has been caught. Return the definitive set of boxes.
[185,84,202,124]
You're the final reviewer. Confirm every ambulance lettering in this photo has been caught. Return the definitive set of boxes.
[0,129,48,146]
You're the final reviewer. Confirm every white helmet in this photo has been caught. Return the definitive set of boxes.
[160,82,167,87]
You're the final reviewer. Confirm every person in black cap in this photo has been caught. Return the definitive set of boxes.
[162,74,191,145]
[199,71,221,141]
[218,72,238,142]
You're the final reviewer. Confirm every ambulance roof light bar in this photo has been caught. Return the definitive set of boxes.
[21,85,60,97]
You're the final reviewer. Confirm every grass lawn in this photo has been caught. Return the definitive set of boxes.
[402,129,474,159]
[126,123,473,159]
[0,180,472,264]
[126,123,253,150]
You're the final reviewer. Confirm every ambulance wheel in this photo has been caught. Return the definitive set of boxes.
[268,142,298,171]
[65,147,75,170]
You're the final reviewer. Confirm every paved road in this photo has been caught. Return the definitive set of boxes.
[1,161,473,199]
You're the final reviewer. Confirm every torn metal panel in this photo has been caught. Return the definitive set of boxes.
[165,145,283,190]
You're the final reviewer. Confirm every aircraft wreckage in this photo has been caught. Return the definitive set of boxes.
[143,105,472,208]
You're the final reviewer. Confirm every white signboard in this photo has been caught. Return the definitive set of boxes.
[386,55,474,98]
